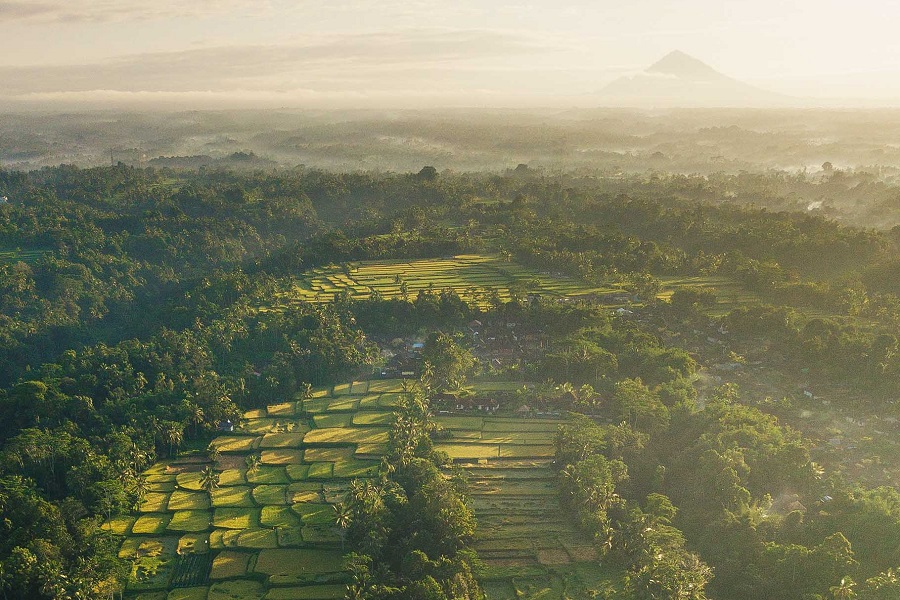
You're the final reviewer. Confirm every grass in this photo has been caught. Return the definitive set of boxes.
[176,473,204,491]
[312,413,354,428]
[213,508,260,530]
[212,436,260,453]
[264,585,346,599]
[266,402,297,417]
[254,549,346,576]
[252,484,288,505]
[167,587,209,600]
[103,515,136,535]
[177,533,210,554]
[326,397,359,412]
[435,416,485,430]
[286,464,311,481]
[307,462,334,479]
[236,528,279,549]
[482,420,563,433]
[333,459,379,478]
[352,411,394,426]
[123,377,592,598]
[246,466,289,485]
[303,447,355,462]
[208,580,265,600]
[167,511,211,533]
[218,469,247,486]
[273,255,614,308]
[0,248,48,266]
[260,506,302,528]
[261,449,305,465]
[368,380,405,393]
[210,486,255,508]
[303,427,389,445]
[140,492,171,512]
[259,432,306,448]
[291,503,335,526]
[133,514,173,535]
[210,551,251,579]
[168,491,210,511]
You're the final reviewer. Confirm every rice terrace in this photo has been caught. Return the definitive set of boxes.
[274,253,751,312]
[113,379,622,600]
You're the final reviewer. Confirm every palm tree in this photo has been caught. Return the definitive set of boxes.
[162,422,184,457]
[245,453,261,475]
[133,474,149,510]
[189,403,205,437]
[200,466,220,493]
[208,444,221,465]
[830,577,856,600]
[333,503,352,551]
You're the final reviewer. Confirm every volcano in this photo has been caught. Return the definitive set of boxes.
[601,50,786,107]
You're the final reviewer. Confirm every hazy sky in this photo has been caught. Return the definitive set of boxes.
[2,0,899,108]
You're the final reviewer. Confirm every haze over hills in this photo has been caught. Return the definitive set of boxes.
[600,50,791,107]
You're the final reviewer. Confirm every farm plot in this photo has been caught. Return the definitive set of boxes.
[119,379,608,599]
[434,412,626,599]
[0,248,48,265]
[274,255,616,307]
[119,381,401,598]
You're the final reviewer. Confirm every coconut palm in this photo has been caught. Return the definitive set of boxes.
[333,503,352,550]
[830,577,856,600]
[245,453,261,475]
[133,474,149,511]
[207,443,221,465]
[161,422,184,457]
[189,403,205,437]
[199,466,220,493]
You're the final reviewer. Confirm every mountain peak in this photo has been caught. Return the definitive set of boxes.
[646,50,726,81]
[600,50,786,107]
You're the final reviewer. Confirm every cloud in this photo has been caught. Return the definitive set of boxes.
[0,0,268,22]
[0,29,547,96]
[0,2,57,20]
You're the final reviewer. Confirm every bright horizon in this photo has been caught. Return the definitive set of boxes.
[2,0,900,108]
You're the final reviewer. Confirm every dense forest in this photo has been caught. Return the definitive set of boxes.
[1,164,900,599]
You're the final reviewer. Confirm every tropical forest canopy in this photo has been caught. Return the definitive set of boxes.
[0,163,899,599]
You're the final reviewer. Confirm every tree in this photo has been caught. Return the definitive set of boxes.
[245,453,261,475]
[612,378,669,434]
[333,502,352,551]
[831,577,857,600]
[421,332,475,392]
[417,166,438,181]
[160,422,184,458]
[132,474,149,511]
[200,466,219,493]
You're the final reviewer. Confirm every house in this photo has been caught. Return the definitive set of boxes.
[218,420,234,432]
[476,399,500,413]
[455,397,475,411]
[0,196,7,204]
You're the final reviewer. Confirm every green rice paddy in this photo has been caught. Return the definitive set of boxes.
[274,254,619,307]
[0,248,48,266]
[117,379,622,599]
[268,254,752,320]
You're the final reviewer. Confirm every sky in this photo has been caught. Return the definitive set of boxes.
[2,0,900,108]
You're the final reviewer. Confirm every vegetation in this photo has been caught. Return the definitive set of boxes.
[1,163,900,599]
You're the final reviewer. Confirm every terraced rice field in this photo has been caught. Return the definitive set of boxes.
[118,380,620,599]
[271,255,751,318]
[658,275,759,315]
[433,415,625,598]
[275,254,620,306]
[0,248,48,265]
